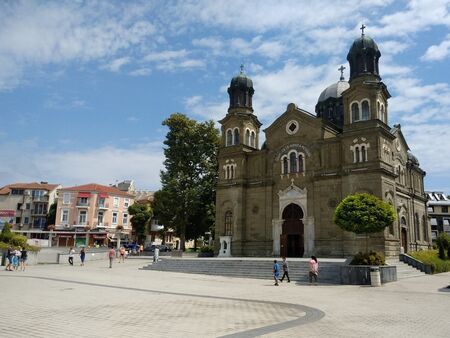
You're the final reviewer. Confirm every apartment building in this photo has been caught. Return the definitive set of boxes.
[426,191,450,240]
[0,182,61,230]
[54,183,134,247]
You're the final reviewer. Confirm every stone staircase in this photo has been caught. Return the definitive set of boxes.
[142,257,346,284]
[386,259,426,279]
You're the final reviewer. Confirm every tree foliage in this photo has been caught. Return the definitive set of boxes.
[334,193,396,235]
[46,202,57,227]
[153,113,219,250]
[128,203,153,244]
[436,232,450,260]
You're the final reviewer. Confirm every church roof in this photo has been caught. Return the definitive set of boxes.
[317,80,350,103]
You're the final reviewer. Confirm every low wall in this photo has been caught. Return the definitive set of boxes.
[58,249,109,264]
[340,265,397,285]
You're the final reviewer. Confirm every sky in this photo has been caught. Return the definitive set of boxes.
[0,0,450,194]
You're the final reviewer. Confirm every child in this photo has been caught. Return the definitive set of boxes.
[273,260,280,286]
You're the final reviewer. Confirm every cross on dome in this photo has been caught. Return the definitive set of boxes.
[338,65,346,81]
[360,24,366,36]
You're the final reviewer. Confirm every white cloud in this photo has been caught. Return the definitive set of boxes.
[0,141,164,191]
[144,49,188,61]
[422,35,450,61]
[104,57,131,72]
[129,68,152,76]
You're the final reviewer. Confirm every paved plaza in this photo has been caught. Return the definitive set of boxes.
[1,257,449,338]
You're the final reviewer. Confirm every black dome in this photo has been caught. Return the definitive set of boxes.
[230,72,254,90]
[346,34,381,81]
[347,35,380,60]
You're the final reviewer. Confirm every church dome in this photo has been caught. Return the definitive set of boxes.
[407,152,420,167]
[230,72,254,90]
[347,35,380,60]
[317,80,350,103]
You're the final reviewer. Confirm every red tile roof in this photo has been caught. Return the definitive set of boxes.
[59,183,134,198]
[0,182,60,195]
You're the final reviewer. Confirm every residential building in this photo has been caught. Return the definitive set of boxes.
[215,29,431,258]
[54,183,134,247]
[0,182,61,230]
[426,191,450,240]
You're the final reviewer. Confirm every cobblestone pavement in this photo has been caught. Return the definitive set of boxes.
[1,258,449,337]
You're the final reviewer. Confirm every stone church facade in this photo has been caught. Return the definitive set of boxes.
[214,30,431,258]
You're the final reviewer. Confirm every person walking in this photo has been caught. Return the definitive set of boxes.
[80,247,86,266]
[68,247,75,266]
[108,247,116,268]
[139,244,144,256]
[20,247,27,271]
[119,246,126,263]
[279,256,290,283]
[309,256,319,285]
[273,260,280,286]
[5,246,13,271]
[13,248,21,271]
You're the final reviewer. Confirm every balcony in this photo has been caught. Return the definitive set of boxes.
[93,221,109,228]
[97,202,109,210]
[32,195,49,202]
[76,202,90,208]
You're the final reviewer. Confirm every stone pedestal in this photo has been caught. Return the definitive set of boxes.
[219,236,232,257]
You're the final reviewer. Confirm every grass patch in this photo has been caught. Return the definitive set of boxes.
[410,250,450,274]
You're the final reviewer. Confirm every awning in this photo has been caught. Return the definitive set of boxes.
[78,192,91,198]
[93,234,107,239]
[98,193,109,198]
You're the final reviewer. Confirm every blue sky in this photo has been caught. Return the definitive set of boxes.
[1,0,450,194]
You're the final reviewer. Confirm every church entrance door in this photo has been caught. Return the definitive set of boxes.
[281,203,304,257]
[401,228,407,253]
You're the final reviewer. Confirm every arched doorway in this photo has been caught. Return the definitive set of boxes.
[280,203,304,257]
[401,219,408,254]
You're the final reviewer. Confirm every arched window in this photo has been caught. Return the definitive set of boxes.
[250,131,256,148]
[245,129,250,145]
[225,211,233,236]
[226,166,230,179]
[226,130,232,146]
[362,100,369,120]
[381,105,385,123]
[233,128,240,145]
[282,157,288,175]
[351,102,359,122]
[355,146,360,163]
[289,152,297,173]
[298,154,304,173]
[361,146,366,162]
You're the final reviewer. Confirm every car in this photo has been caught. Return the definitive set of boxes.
[143,244,171,252]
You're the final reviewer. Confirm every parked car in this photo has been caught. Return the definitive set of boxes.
[143,244,171,252]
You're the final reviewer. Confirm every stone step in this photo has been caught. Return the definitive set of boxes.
[386,260,426,279]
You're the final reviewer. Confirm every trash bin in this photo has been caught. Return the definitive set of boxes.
[370,267,381,287]
[153,247,160,263]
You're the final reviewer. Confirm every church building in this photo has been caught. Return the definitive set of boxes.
[214,28,431,258]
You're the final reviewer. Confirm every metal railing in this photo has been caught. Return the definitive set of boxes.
[399,253,433,274]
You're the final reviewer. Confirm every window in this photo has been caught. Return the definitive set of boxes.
[113,197,119,208]
[245,129,250,145]
[98,198,106,208]
[26,203,31,210]
[124,198,129,208]
[15,217,21,224]
[361,146,366,162]
[282,157,288,174]
[355,146,360,163]
[11,189,24,195]
[97,211,104,225]
[78,210,87,225]
[123,213,128,225]
[289,152,297,173]
[361,100,369,120]
[250,131,256,147]
[351,141,370,163]
[225,211,233,235]
[226,129,232,146]
[63,193,71,204]
[79,197,88,205]
[17,203,22,211]
[351,102,359,122]
[61,210,69,223]
[380,104,386,123]
[298,154,304,173]
[112,212,118,224]
[24,217,29,224]
[428,206,434,213]
[442,206,448,213]
[233,128,240,145]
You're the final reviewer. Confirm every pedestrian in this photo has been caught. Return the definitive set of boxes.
[5,246,13,271]
[68,247,75,266]
[13,247,21,271]
[139,244,144,256]
[20,247,27,271]
[273,259,280,286]
[119,246,125,263]
[108,247,115,268]
[279,256,290,283]
[309,255,319,285]
[80,247,86,266]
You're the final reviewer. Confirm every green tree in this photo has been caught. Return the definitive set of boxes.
[154,113,219,250]
[128,203,152,244]
[436,233,449,260]
[46,202,57,228]
[334,193,396,252]
[0,223,13,243]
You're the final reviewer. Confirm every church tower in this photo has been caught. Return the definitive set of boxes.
[342,24,391,126]
[215,66,262,256]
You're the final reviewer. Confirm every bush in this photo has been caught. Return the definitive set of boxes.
[200,245,214,253]
[410,250,450,274]
[436,233,450,260]
[350,251,385,265]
